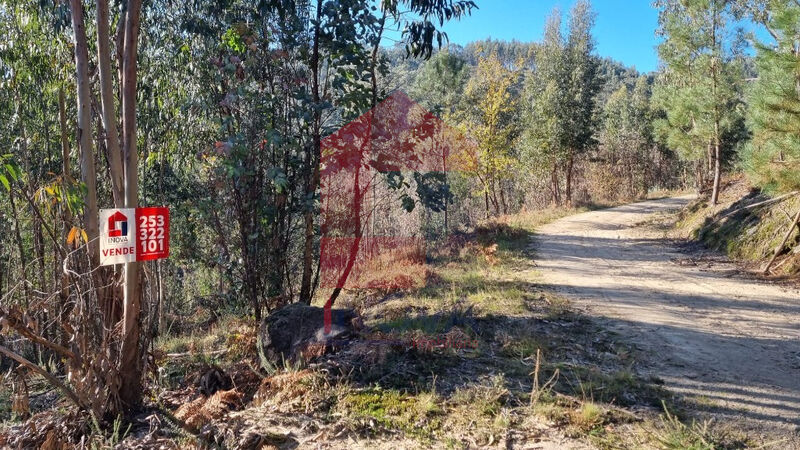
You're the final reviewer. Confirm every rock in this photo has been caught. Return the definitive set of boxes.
[257,303,358,368]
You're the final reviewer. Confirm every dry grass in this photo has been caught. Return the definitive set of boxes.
[5,205,756,449]
[174,389,244,432]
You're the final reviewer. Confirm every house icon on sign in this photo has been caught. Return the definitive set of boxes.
[108,211,128,237]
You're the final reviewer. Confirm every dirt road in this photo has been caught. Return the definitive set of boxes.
[533,196,800,434]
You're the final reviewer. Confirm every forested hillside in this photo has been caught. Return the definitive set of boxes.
[1,0,800,447]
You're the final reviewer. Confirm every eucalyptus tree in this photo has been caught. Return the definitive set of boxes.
[521,1,599,206]
[598,76,654,199]
[522,10,569,205]
[562,0,601,205]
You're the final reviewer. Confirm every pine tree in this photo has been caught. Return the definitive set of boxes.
[653,0,743,204]
[743,0,800,192]
[411,48,469,117]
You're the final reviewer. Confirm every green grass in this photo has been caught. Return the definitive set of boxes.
[336,387,442,439]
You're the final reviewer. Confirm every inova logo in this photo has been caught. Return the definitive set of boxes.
[108,211,129,238]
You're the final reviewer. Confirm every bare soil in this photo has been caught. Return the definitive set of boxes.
[532,196,800,443]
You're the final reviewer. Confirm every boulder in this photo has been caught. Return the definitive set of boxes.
[257,303,358,368]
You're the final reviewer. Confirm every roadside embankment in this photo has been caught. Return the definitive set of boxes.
[675,176,800,276]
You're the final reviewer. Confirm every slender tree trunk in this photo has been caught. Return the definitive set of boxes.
[499,183,508,215]
[58,87,72,229]
[565,154,574,207]
[8,189,30,307]
[370,10,387,109]
[704,141,712,188]
[16,105,47,292]
[711,122,721,205]
[96,0,125,206]
[484,189,490,219]
[69,0,100,264]
[709,3,722,206]
[490,177,501,215]
[57,87,73,349]
[551,166,561,206]
[443,165,449,232]
[119,0,144,412]
[32,212,45,289]
[300,0,323,305]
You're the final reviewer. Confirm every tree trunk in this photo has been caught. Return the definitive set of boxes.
[499,182,508,215]
[551,166,561,206]
[119,0,144,412]
[58,87,72,348]
[68,0,99,264]
[484,189,490,219]
[443,170,449,232]
[490,178,501,216]
[711,124,721,205]
[8,189,30,307]
[96,0,125,207]
[709,3,722,206]
[300,0,323,305]
[370,10,387,109]
[565,154,574,207]
[706,141,713,188]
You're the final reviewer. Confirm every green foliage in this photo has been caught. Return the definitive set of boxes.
[743,0,800,192]
[595,76,655,199]
[411,48,469,116]
[221,27,246,53]
[520,1,601,205]
[458,48,521,215]
[0,154,21,192]
[653,0,745,174]
[382,0,477,59]
[522,11,570,178]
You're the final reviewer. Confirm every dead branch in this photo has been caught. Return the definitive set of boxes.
[164,349,227,358]
[0,345,83,408]
[0,307,77,360]
[763,207,800,274]
[711,191,798,225]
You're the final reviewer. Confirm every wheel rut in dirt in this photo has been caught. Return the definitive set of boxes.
[532,196,800,432]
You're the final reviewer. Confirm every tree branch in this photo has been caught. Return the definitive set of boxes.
[0,345,83,408]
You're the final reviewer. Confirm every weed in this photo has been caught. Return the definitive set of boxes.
[646,402,718,450]
[449,375,509,417]
[570,401,605,434]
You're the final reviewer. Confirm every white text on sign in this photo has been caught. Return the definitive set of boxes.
[99,207,170,266]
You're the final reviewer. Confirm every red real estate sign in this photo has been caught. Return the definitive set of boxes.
[99,207,169,266]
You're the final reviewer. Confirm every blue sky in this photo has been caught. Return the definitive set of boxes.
[381,1,769,74]
[383,0,662,73]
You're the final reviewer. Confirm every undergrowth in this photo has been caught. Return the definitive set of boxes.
[1,205,747,448]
